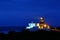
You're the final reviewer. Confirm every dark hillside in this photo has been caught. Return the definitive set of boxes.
[0,29,60,40]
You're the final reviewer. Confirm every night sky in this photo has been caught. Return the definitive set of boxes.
[0,0,60,27]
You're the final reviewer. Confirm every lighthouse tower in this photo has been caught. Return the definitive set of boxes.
[37,17,50,29]
[40,17,44,24]
[40,17,45,29]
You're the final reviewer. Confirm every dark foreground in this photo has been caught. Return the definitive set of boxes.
[0,29,60,40]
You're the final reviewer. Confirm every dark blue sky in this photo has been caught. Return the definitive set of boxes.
[0,0,60,26]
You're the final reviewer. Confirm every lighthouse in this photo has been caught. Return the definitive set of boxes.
[37,17,50,29]
[26,17,50,30]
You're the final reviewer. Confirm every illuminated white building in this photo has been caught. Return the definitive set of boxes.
[26,22,36,29]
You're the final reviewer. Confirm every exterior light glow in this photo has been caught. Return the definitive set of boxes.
[36,23,41,29]
[44,24,47,28]
[36,23,40,27]
[47,26,50,29]
[41,26,43,29]
[40,17,43,19]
